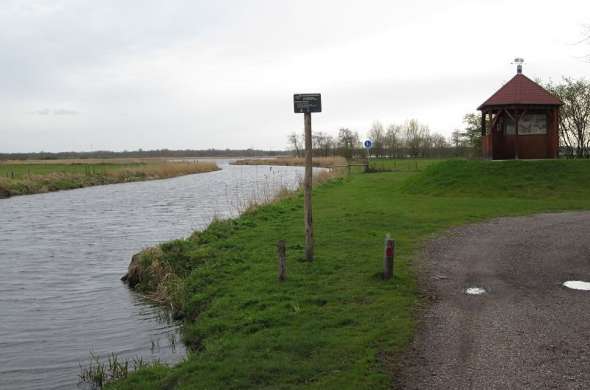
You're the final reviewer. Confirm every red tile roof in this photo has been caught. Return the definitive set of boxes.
[478,73,561,110]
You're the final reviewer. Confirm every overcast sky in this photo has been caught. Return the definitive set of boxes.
[1,0,589,152]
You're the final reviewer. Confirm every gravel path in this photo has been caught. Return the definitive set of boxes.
[397,212,590,390]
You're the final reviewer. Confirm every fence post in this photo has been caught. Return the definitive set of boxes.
[384,235,395,280]
[277,240,287,282]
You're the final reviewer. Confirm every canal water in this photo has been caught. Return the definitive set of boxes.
[0,161,309,389]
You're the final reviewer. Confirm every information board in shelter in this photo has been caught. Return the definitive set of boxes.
[294,94,322,113]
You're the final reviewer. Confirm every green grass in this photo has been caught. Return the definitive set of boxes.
[110,159,590,389]
[368,158,446,172]
[402,159,590,199]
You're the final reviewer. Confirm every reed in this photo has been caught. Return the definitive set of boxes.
[229,166,341,215]
[79,352,162,389]
[231,156,347,168]
[0,160,219,198]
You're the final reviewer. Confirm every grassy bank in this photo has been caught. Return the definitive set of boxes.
[0,159,219,198]
[402,159,590,198]
[232,156,346,168]
[111,159,590,389]
[368,158,446,172]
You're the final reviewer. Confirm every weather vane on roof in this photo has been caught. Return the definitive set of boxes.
[512,58,525,74]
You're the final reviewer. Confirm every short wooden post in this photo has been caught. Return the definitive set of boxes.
[383,235,395,280]
[277,240,287,281]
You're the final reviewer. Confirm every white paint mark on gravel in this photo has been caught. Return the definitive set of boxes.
[465,287,486,295]
[563,281,590,291]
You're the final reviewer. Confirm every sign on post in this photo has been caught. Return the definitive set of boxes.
[294,93,321,261]
[294,94,322,114]
[364,139,373,149]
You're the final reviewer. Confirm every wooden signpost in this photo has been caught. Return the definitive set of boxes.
[294,93,321,261]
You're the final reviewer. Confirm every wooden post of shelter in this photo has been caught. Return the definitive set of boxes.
[514,109,522,160]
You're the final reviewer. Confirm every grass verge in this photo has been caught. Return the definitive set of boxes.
[402,159,590,198]
[368,158,450,172]
[0,160,219,198]
[112,159,590,389]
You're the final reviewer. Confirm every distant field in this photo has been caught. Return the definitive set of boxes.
[0,159,219,198]
[0,162,140,179]
[232,156,347,168]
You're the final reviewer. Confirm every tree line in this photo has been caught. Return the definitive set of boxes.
[288,117,481,159]
[542,78,590,158]
[0,148,289,161]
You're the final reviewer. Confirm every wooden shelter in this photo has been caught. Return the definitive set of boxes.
[478,64,561,159]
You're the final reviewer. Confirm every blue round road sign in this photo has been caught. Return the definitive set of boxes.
[364,139,373,149]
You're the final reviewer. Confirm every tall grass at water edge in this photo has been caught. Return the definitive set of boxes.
[0,160,219,197]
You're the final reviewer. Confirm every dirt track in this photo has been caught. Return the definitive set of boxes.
[397,212,590,390]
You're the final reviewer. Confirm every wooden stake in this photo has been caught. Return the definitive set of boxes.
[515,113,520,160]
[384,235,395,280]
[304,112,314,261]
[277,240,287,281]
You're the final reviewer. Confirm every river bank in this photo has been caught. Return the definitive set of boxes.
[0,159,219,198]
[109,159,590,389]
[232,156,346,168]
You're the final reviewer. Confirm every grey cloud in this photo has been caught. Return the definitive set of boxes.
[53,109,79,116]
[31,108,79,115]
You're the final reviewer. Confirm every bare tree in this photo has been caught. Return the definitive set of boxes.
[338,128,360,159]
[403,119,430,157]
[288,132,303,157]
[430,133,449,157]
[544,78,590,158]
[324,135,336,157]
[368,121,385,158]
[451,129,465,156]
[312,132,334,157]
[385,124,402,158]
